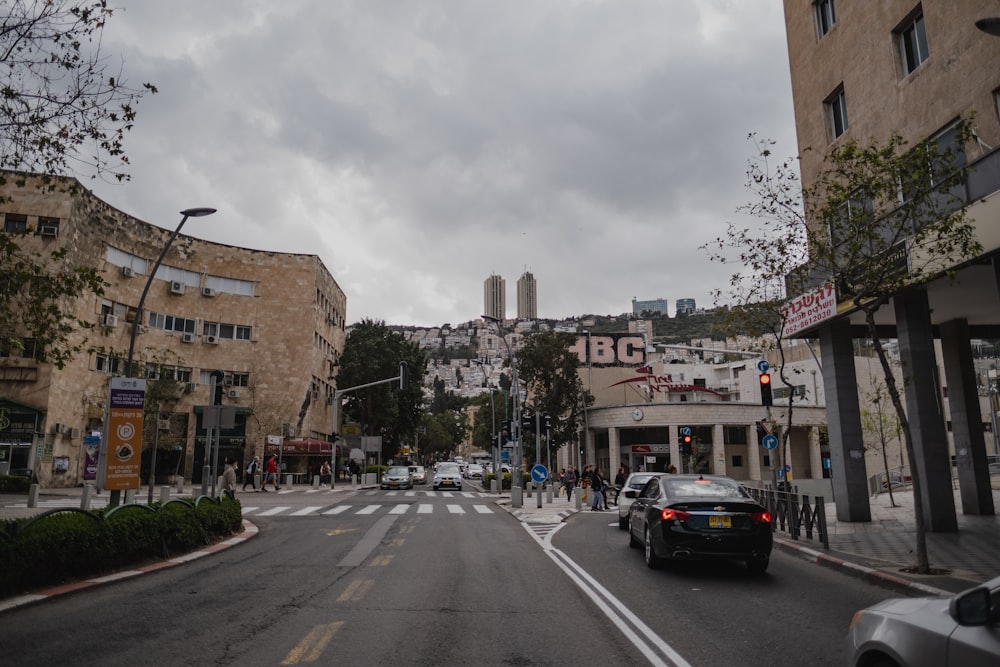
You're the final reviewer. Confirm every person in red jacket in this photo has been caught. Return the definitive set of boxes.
[262,455,281,492]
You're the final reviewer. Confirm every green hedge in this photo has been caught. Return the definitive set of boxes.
[0,474,32,493]
[0,495,243,599]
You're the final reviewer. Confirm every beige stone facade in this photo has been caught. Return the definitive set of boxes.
[0,174,346,487]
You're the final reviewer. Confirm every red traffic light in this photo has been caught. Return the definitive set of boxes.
[759,373,771,385]
[682,434,692,444]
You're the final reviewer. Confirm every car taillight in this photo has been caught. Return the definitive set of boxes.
[750,511,772,523]
[660,508,690,522]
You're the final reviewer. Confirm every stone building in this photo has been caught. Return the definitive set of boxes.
[0,174,347,487]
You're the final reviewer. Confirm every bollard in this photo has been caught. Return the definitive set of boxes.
[511,485,523,509]
[312,475,320,489]
[159,485,171,504]
[546,482,553,504]
[526,482,533,498]
[175,476,185,494]
[284,473,293,487]
[27,482,40,508]
[254,473,261,490]
[124,488,136,505]
[574,486,583,510]
[81,483,95,510]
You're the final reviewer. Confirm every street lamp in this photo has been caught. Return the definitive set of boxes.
[125,208,217,378]
[482,314,522,507]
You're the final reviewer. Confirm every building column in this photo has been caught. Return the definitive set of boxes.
[584,427,595,468]
[712,423,726,476]
[940,318,995,516]
[669,424,681,473]
[808,426,823,480]
[608,427,621,479]
[746,424,762,483]
[895,288,958,531]
[820,319,872,522]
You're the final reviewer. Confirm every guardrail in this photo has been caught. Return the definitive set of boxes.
[746,487,829,550]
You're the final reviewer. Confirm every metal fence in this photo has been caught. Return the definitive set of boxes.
[747,487,829,550]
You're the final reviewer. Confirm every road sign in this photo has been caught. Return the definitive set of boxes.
[757,359,769,373]
[680,426,692,436]
[761,434,778,450]
[530,464,548,484]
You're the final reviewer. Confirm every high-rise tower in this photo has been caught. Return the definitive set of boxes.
[517,270,537,320]
[483,274,505,321]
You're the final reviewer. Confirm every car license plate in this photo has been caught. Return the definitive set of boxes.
[709,515,732,528]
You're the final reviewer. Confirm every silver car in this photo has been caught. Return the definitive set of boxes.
[846,574,1000,666]
[618,472,662,530]
[433,463,462,490]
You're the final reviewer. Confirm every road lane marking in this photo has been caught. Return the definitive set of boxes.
[258,506,291,516]
[337,579,374,602]
[370,555,394,567]
[290,506,324,516]
[417,504,433,514]
[356,505,380,514]
[524,523,692,667]
[337,515,398,567]
[389,504,410,514]
[322,505,351,515]
[446,504,465,514]
[282,621,344,664]
[473,505,493,514]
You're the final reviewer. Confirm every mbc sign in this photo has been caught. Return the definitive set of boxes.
[568,334,646,367]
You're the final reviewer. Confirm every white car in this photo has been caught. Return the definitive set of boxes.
[846,574,1000,666]
[433,463,462,491]
[617,472,662,530]
[466,463,484,479]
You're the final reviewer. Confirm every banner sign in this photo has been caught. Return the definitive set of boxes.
[99,377,145,490]
[83,433,101,481]
[569,334,647,367]
[609,368,722,396]
[780,282,837,337]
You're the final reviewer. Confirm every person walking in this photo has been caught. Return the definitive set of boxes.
[561,466,578,501]
[262,454,281,492]
[349,458,360,483]
[319,460,332,488]
[243,455,260,491]
[589,467,605,511]
[221,458,237,499]
[613,466,627,506]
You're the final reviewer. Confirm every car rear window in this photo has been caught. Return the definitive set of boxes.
[662,478,747,498]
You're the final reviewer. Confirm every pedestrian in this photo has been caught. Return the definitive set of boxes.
[589,467,604,511]
[262,454,281,492]
[561,466,578,501]
[613,466,627,506]
[349,458,360,483]
[221,458,237,499]
[667,464,678,474]
[320,460,332,488]
[243,455,260,491]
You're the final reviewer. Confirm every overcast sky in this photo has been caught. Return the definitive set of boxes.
[88,1,798,327]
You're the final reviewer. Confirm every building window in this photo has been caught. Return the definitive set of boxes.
[898,11,929,75]
[94,353,124,374]
[203,321,252,341]
[826,86,849,140]
[37,217,61,237]
[731,455,744,468]
[3,213,27,233]
[148,312,196,334]
[814,0,836,37]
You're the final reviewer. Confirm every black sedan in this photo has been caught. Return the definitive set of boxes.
[627,474,773,573]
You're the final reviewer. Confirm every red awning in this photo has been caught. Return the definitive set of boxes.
[265,438,337,456]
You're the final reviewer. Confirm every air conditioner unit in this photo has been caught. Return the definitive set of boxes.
[103,313,118,327]
[181,333,196,343]
[201,287,216,297]
[205,335,219,344]
[227,389,241,399]
[169,281,185,295]
[121,266,134,278]
[53,422,67,434]
[38,224,58,237]
[184,382,196,393]
[157,419,171,430]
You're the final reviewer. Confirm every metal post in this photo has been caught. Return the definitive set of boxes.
[147,403,159,505]
[536,411,542,508]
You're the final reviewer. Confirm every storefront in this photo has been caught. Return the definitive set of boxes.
[264,437,343,484]
[0,399,42,476]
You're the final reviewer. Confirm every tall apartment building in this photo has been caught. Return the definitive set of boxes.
[781,1,1000,526]
[0,174,348,487]
[631,297,668,317]
[516,271,538,320]
[483,274,506,321]
[675,298,696,316]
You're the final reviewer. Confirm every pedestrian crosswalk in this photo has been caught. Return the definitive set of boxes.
[240,502,497,518]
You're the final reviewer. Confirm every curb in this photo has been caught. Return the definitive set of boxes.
[772,537,951,597]
[0,519,259,615]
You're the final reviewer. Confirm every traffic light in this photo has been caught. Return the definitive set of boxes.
[759,372,773,406]
[543,413,552,431]
[521,412,535,435]
[501,420,511,443]
[399,361,409,390]
[680,430,693,455]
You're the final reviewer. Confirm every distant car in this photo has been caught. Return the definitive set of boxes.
[628,474,773,573]
[408,465,427,484]
[433,463,462,491]
[380,466,413,490]
[846,574,1000,666]
[466,463,484,479]
[618,472,662,530]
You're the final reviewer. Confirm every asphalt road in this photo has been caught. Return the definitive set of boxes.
[0,484,898,666]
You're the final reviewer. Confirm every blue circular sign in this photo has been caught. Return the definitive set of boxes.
[757,360,770,373]
[680,426,692,436]
[761,434,778,450]
[530,464,548,483]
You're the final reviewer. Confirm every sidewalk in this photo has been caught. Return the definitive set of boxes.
[496,485,1000,597]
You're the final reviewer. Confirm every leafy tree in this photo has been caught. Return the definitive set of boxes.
[860,375,904,509]
[1,2,155,366]
[705,121,980,573]
[0,0,157,184]
[336,319,426,459]
[514,331,592,459]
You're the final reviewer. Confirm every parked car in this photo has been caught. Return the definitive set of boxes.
[618,472,663,530]
[628,474,773,573]
[466,463,484,479]
[846,574,1000,666]
[408,465,427,484]
[380,466,413,490]
[433,463,462,491]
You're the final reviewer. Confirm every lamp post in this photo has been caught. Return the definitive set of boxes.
[482,314,522,507]
[126,208,217,378]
